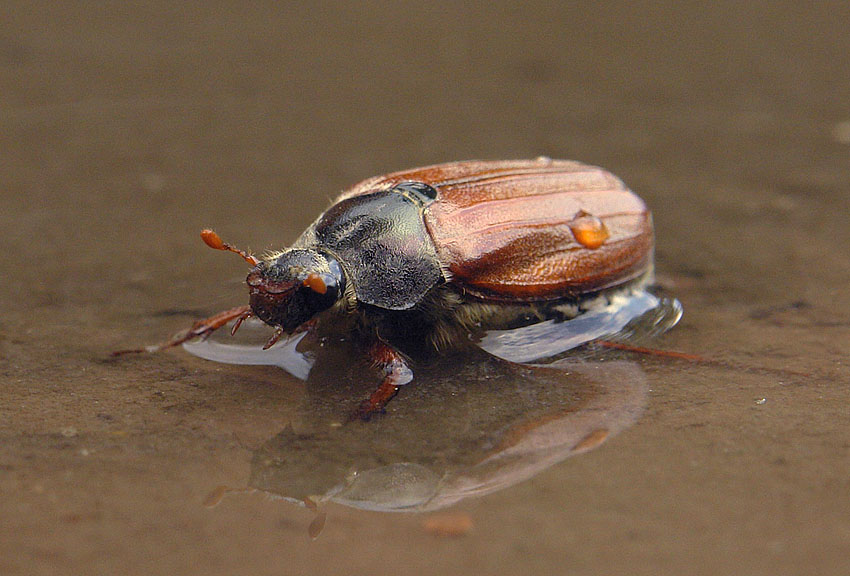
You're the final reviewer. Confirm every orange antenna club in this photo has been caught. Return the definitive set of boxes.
[200,229,260,267]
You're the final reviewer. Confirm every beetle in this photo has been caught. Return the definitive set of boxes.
[118,158,660,418]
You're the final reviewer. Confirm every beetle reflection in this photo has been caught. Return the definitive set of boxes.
[194,327,648,513]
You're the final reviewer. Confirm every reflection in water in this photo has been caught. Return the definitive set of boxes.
[250,360,646,512]
[186,294,672,512]
[479,290,682,364]
[185,328,316,380]
[194,322,648,512]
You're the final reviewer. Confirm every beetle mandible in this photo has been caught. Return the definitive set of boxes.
[120,158,663,418]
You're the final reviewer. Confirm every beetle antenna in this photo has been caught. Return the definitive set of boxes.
[200,229,260,267]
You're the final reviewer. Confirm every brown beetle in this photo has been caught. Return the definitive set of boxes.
[118,158,672,418]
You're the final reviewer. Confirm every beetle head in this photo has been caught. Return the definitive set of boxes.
[247,249,345,332]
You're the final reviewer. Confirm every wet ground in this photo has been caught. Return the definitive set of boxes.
[2,1,849,574]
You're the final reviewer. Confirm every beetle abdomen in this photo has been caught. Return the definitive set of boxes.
[426,164,652,300]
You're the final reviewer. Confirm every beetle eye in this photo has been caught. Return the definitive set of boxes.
[303,273,327,294]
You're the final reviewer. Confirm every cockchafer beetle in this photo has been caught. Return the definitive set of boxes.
[117,158,681,418]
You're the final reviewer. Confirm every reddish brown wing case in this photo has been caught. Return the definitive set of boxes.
[340,159,653,301]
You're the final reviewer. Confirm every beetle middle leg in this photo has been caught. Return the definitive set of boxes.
[112,305,252,356]
[354,339,413,420]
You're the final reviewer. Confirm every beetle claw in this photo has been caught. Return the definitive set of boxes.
[263,327,285,350]
[350,339,411,420]
[351,379,399,421]
[111,305,252,356]
[230,310,253,336]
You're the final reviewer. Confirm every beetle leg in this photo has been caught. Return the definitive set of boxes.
[354,340,413,420]
[595,340,707,362]
[262,327,285,350]
[230,309,253,336]
[260,317,321,350]
[293,317,319,335]
[112,305,252,356]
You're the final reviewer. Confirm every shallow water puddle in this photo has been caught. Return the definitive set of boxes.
[185,321,649,523]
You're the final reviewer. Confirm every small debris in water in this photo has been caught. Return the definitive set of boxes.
[202,485,229,508]
[308,512,327,540]
[303,496,319,512]
[755,398,767,405]
[572,428,610,452]
[422,512,474,537]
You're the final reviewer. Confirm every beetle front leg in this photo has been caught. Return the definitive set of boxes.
[354,339,413,420]
[112,305,252,356]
